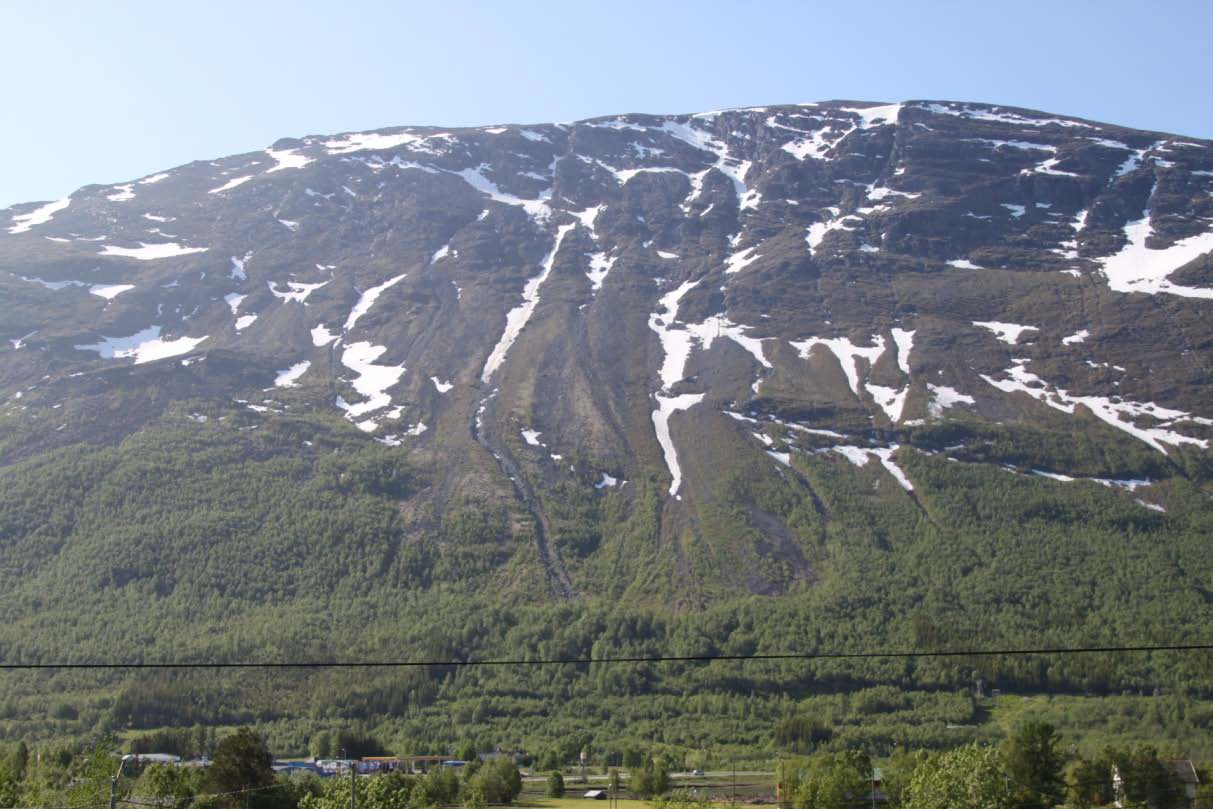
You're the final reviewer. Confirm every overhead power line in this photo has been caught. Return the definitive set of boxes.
[1,642,1211,670]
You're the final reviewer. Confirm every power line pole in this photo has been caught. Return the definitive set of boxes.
[350,759,357,809]
[111,753,131,809]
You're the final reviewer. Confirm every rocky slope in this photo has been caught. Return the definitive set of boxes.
[3,99,1213,605]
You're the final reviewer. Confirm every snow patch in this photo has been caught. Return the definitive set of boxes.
[594,473,619,489]
[1023,156,1079,178]
[659,120,750,203]
[336,342,405,418]
[19,275,133,299]
[229,253,250,280]
[792,333,911,422]
[274,361,311,388]
[76,326,206,364]
[456,163,552,222]
[323,131,428,154]
[265,148,313,173]
[806,209,859,255]
[681,315,771,375]
[8,197,72,234]
[974,320,1038,345]
[99,242,208,260]
[841,103,903,128]
[767,451,792,467]
[790,335,885,396]
[647,281,699,390]
[311,325,338,346]
[9,331,36,350]
[780,119,854,161]
[917,103,1086,129]
[224,293,246,314]
[89,284,134,300]
[829,445,913,490]
[344,273,407,331]
[209,175,253,194]
[832,445,872,467]
[927,384,975,418]
[653,393,704,497]
[586,252,617,292]
[870,446,914,490]
[724,246,761,274]
[891,328,915,374]
[107,184,135,202]
[867,385,909,422]
[481,223,575,381]
[981,359,1209,452]
[269,280,327,304]
[1098,212,1213,299]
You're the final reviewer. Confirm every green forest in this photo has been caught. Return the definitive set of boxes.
[1,400,1212,763]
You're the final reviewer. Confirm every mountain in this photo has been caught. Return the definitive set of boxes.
[2,100,1213,751]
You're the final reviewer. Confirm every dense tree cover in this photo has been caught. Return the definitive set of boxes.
[208,727,278,809]
[135,763,208,809]
[1,407,1213,758]
[776,751,872,809]
[1003,721,1066,808]
[0,729,527,809]
[903,745,1017,809]
[631,758,671,798]
[0,731,1201,809]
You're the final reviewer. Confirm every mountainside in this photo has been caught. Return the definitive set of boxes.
[3,100,1213,750]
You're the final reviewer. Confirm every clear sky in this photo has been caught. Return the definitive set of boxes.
[3,0,1211,208]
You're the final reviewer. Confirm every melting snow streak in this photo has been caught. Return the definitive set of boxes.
[653,393,705,498]
[344,273,407,331]
[8,198,71,234]
[481,223,574,382]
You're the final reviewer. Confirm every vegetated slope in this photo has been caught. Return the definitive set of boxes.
[1,100,1213,750]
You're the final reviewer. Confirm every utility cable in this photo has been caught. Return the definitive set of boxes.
[1,641,1211,670]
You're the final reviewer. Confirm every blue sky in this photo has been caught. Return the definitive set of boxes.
[3,0,1211,208]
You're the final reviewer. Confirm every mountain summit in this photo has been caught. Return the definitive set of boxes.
[2,99,1212,616]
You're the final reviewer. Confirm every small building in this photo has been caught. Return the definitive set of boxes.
[1173,760,1200,803]
[1112,760,1199,808]
[129,753,182,765]
[584,790,607,800]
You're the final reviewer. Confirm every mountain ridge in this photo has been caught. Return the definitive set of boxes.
[2,100,1213,754]
[1,95,1212,613]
